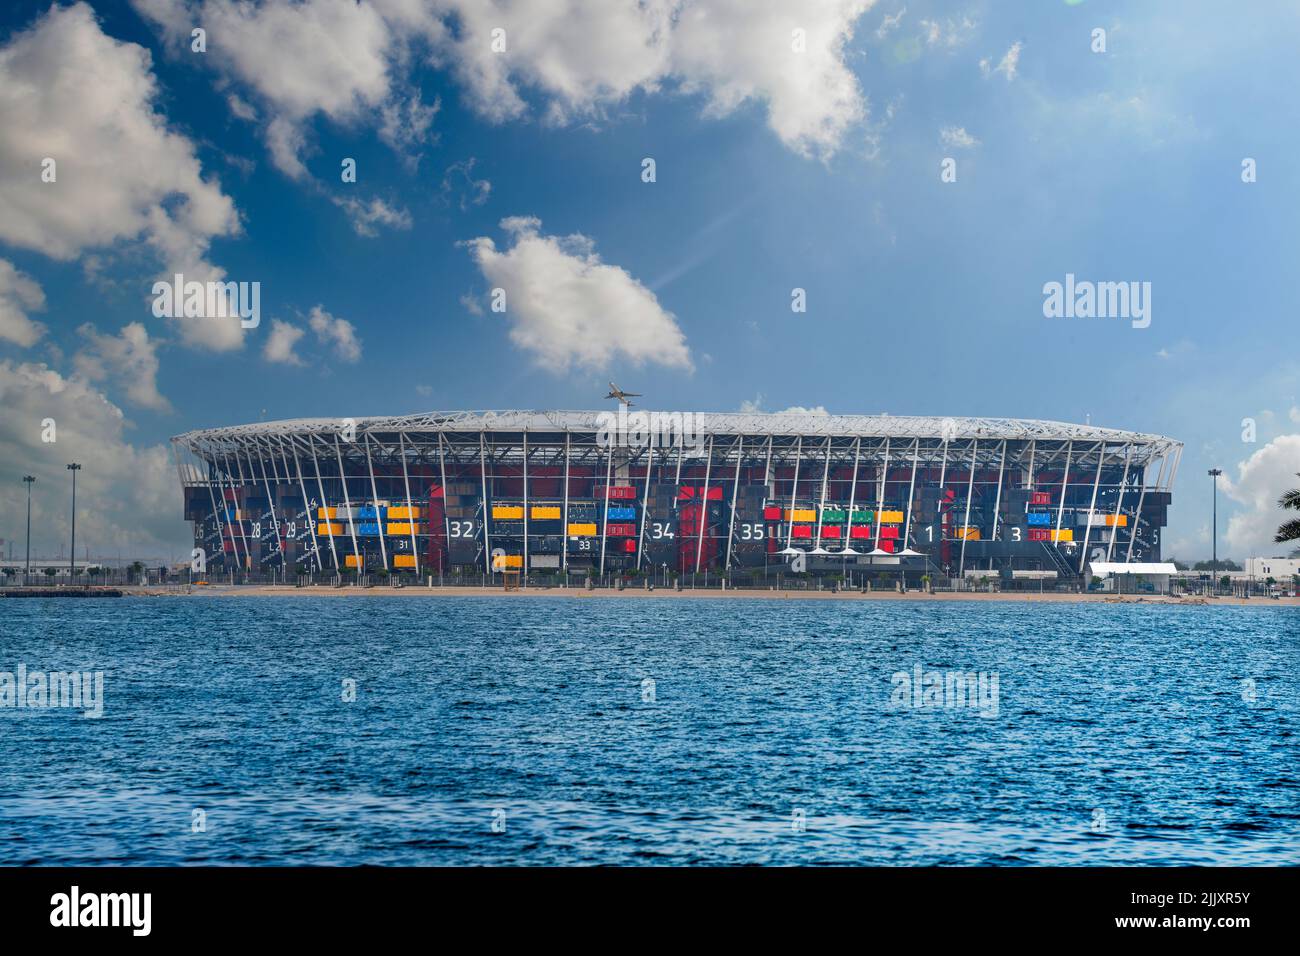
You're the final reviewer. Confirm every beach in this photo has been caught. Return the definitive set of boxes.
[109,584,1299,607]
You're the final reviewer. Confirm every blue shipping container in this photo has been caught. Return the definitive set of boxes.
[1026,512,1052,527]
[606,506,637,521]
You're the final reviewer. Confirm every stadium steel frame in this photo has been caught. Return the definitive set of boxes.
[173,411,1182,578]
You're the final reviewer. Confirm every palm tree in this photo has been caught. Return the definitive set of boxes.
[1277,474,1300,545]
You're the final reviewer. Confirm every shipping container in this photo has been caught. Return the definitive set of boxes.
[385,522,425,536]
[393,554,418,569]
[388,506,425,520]
[1050,529,1074,543]
[606,506,637,521]
[567,522,598,537]
[599,486,638,500]
[678,486,723,501]
[879,510,904,524]
[1026,512,1052,527]
[763,506,783,521]
[605,522,636,537]
[791,525,813,539]
[492,505,524,520]
[530,505,562,520]
[849,526,872,539]
[785,508,817,522]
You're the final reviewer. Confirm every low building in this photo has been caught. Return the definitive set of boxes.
[1087,561,1178,593]
[1245,557,1300,580]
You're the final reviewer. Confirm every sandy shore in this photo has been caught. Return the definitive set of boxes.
[116,585,1298,607]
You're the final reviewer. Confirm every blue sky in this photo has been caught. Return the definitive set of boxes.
[1,0,1298,561]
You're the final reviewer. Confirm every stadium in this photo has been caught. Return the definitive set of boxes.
[171,410,1182,582]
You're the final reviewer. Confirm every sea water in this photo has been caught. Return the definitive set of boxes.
[1,597,1295,865]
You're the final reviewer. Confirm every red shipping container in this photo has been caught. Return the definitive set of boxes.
[1028,529,1050,542]
[604,522,636,537]
[1031,491,1051,505]
[622,539,637,553]
[879,526,899,540]
[849,526,872,539]
[677,486,722,500]
[878,539,896,553]
[821,525,842,539]
[763,506,783,521]
[791,525,813,539]
[600,486,637,500]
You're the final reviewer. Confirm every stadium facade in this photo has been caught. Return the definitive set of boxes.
[171,410,1182,580]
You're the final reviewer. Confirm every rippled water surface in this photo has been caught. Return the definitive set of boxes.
[1,596,1296,865]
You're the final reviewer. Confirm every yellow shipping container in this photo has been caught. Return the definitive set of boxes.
[1105,514,1128,527]
[393,554,418,569]
[879,510,905,523]
[784,508,817,522]
[386,522,425,536]
[955,527,981,540]
[568,523,598,537]
[531,505,562,520]
[317,506,336,520]
[492,505,524,520]
[492,554,524,569]
[344,554,365,569]
[1051,529,1074,542]
[317,522,343,536]
[388,506,424,520]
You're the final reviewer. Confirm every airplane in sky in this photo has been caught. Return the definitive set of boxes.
[604,382,641,406]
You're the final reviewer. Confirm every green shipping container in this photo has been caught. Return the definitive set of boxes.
[820,509,846,523]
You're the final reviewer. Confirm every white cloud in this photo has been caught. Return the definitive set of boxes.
[981,41,1022,81]
[134,1,879,162]
[378,90,441,166]
[330,195,413,237]
[0,259,47,347]
[667,0,873,160]
[1221,434,1300,557]
[73,322,170,412]
[132,0,416,179]
[1288,406,1300,425]
[226,93,257,122]
[463,216,691,373]
[939,125,979,149]
[0,3,242,351]
[919,15,976,48]
[442,158,492,211]
[307,305,362,363]
[738,395,829,416]
[876,8,905,40]
[262,319,306,366]
[0,360,186,559]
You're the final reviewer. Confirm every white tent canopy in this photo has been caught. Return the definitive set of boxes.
[1088,562,1178,577]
